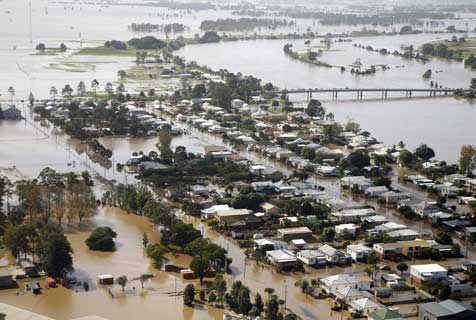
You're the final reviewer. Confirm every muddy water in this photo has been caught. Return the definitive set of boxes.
[0,207,223,320]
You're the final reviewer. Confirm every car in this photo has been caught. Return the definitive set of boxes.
[380,265,391,271]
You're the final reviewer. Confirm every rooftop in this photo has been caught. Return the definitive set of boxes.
[411,263,447,273]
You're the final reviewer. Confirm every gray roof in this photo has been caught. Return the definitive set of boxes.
[420,299,474,317]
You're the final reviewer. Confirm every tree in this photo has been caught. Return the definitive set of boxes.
[77,81,86,96]
[343,150,370,169]
[183,284,195,306]
[265,294,280,320]
[320,227,335,242]
[414,144,435,161]
[459,145,476,174]
[85,227,117,251]
[367,252,380,265]
[209,83,232,109]
[104,83,114,96]
[254,293,264,312]
[190,255,209,284]
[91,79,99,96]
[115,275,128,292]
[62,84,73,98]
[237,286,252,315]
[50,86,58,99]
[305,99,325,118]
[117,70,127,80]
[146,243,168,268]
[470,78,476,90]
[399,149,416,166]
[396,262,408,275]
[39,226,74,278]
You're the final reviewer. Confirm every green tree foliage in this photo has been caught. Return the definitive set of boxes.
[459,145,476,174]
[398,149,417,166]
[414,144,435,161]
[38,225,74,278]
[190,255,209,284]
[146,243,168,268]
[183,284,195,306]
[305,99,325,118]
[85,227,117,251]
[128,36,166,49]
[115,275,128,292]
[397,262,408,274]
[161,221,201,249]
[209,83,233,109]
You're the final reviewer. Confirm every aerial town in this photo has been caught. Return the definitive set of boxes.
[2,1,476,320]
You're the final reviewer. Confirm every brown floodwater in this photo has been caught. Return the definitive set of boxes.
[0,207,223,320]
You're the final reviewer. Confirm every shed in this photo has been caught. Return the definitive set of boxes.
[98,275,114,285]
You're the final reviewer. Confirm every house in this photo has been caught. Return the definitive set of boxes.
[347,244,373,262]
[1,105,22,120]
[0,268,13,288]
[297,250,327,266]
[251,181,276,194]
[367,308,406,320]
[409,202,440,218]
[334,286,372,303]
[341,176,373,192]
[277,227,313,241]
[320,274,371,293]
[373,243,402,259]
[318,244,352,265]
[254,239,288,251]
[418,299,476,320]
[331,208,375,223]
[398,240,431,258]
[368,222,407,236]
[349,298,384,316]
[379,191,410,204]
[363,215,388,226]
[266,250,297,269]
[335,223,359,236]
[215,209,250,224]
[190,185,210,197]
[382,274,405,289]
[260,202,280,215]
[290,239,306,250]
[201,205,231,219]
[387,229,420,241]
[365,186,389,197]
[410,264,447,283]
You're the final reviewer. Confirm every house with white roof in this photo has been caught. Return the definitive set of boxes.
[266,250,297,269]
[347,244,373,262]
[335,223,359,236]
[410,264,447,283]
[297,250,327,266]
[201,205,231,219]
[318,244,352,265]
[320,274,371,293]
[253,239,288,251]
[349,298,384,316]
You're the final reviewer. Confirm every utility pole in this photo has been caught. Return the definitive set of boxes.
[284,280,287,316]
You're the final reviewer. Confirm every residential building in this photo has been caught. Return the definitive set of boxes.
[367,308,406,320]
[379,191,410,204]
[410,264,447,283]
[334,286,372,303]
[320,274,371,293]
[277,227,313,241]
[418,299,476,320]
[331,208,375,223]
[398,240,431,258]
[0,268,13,288]
[341,176,373,192]
[335,223,359,236]
[266,249,297,269]
[409,202,440,218]
[387,229,420,241]
[373,243,402,259]
[253,239,288,251]
[260,202,280,215]
[347,244,373,262]
[318,244,352,265]
[348,298,384,316]
[200,205,231,219]
[365,186,389,197]
[297,250,327,266]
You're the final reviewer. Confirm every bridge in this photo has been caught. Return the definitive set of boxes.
[255,88,461,101]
